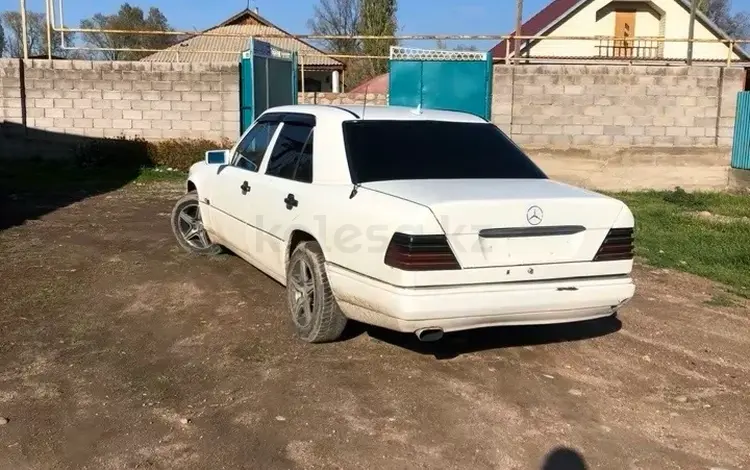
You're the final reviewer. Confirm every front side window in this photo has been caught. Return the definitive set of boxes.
[232,121,280,172]
[265,121,314,183]
[341,120,548,184]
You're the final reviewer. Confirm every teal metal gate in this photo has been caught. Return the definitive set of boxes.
[731,92,750,170]
[388,46,493,120]
[239,39,298,134]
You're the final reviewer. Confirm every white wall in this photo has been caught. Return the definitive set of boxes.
[524,0,740,61]
[659,0,739,60]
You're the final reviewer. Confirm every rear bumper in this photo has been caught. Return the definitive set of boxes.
[327,264,635,333]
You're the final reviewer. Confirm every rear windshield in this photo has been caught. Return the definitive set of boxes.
[342,120,547,184]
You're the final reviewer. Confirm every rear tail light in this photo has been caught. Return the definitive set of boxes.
[594,227,634,261]
[384,232,461,271]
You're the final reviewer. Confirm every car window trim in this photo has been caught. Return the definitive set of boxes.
[231,120,282,173]
[262,120,315,183]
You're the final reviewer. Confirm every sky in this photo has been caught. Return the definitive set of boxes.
[1,0,555,50]
[3,0,747,50]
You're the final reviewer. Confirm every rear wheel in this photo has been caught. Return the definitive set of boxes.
[286,241,347,343]
[170,191,222,255]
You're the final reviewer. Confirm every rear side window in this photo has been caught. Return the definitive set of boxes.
[265,122,314,183]
[295,130,313,183]
[342,120,547,184]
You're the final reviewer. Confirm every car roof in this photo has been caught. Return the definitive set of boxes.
[261,104,488,123]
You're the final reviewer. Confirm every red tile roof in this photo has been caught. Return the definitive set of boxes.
[490,0,582,59]
[349,73,389,94]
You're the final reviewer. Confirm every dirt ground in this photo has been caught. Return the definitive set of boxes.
[0,183,748,470]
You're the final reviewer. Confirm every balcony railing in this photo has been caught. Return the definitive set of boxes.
[596,38,662,59]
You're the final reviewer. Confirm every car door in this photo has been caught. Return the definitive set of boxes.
[209,115,282,259]
[251,114,316,279]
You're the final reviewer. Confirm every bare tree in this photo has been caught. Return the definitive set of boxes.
[1,10,68,57]
[697,0,749,38]
[434,40,478,51]
[307,0,360,55]
[0,20,5,56]
[308,0,398,89]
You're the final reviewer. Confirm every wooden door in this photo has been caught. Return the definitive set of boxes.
[614,11,636,57]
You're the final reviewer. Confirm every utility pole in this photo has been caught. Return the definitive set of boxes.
[514,0,523,64]
[687,0,697,65]
[19,0,29,59]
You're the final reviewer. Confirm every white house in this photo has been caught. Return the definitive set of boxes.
[490,0,749,63]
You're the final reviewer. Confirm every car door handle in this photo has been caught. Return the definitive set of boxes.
[240,181,251,195]
[284,193,298,210]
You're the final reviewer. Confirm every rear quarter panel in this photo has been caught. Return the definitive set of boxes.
[287,186,443,285]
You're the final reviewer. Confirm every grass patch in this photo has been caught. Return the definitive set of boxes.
[136,167,188,183]
[704,292,737,308]
[611,188,750,298]
[0,161,186,192]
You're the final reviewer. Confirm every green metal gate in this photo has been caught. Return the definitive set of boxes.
[388,46,493,120]
[731,92,750,170]
[239,39,298,134]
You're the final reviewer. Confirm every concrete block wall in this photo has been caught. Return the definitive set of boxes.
[1,59,744,150]
[0,59,239,141]
[492,64,744,148]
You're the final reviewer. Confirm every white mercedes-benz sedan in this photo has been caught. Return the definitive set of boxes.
[171,104,635,343]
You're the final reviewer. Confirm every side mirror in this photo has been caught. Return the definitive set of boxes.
[205,149,229,165]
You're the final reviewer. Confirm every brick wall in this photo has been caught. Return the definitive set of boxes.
[0,59,239,141]
[491,65,743,148]
[0,59,743,150]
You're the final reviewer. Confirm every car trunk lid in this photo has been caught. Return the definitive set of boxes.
[362,179,627,268]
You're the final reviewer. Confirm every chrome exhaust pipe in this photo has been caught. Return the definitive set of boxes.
[415,327,444,342]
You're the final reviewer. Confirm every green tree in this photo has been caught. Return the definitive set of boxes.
[0,10,68,58]
[79,3,177,60]
[358,0,398,77]
[308,0,398,89]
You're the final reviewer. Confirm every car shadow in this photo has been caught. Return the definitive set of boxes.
[357,314,622,359]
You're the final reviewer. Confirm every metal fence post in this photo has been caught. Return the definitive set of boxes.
[45,0,53,60]
[19,0,29,59]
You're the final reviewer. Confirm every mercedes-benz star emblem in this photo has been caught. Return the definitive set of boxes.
[526,206,543,225]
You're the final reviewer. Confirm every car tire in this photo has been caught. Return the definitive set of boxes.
[170,191,222,256]
[286,241,348,343]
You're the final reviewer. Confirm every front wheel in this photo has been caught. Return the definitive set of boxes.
[286,241,348,343]
[170,191,222,255]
